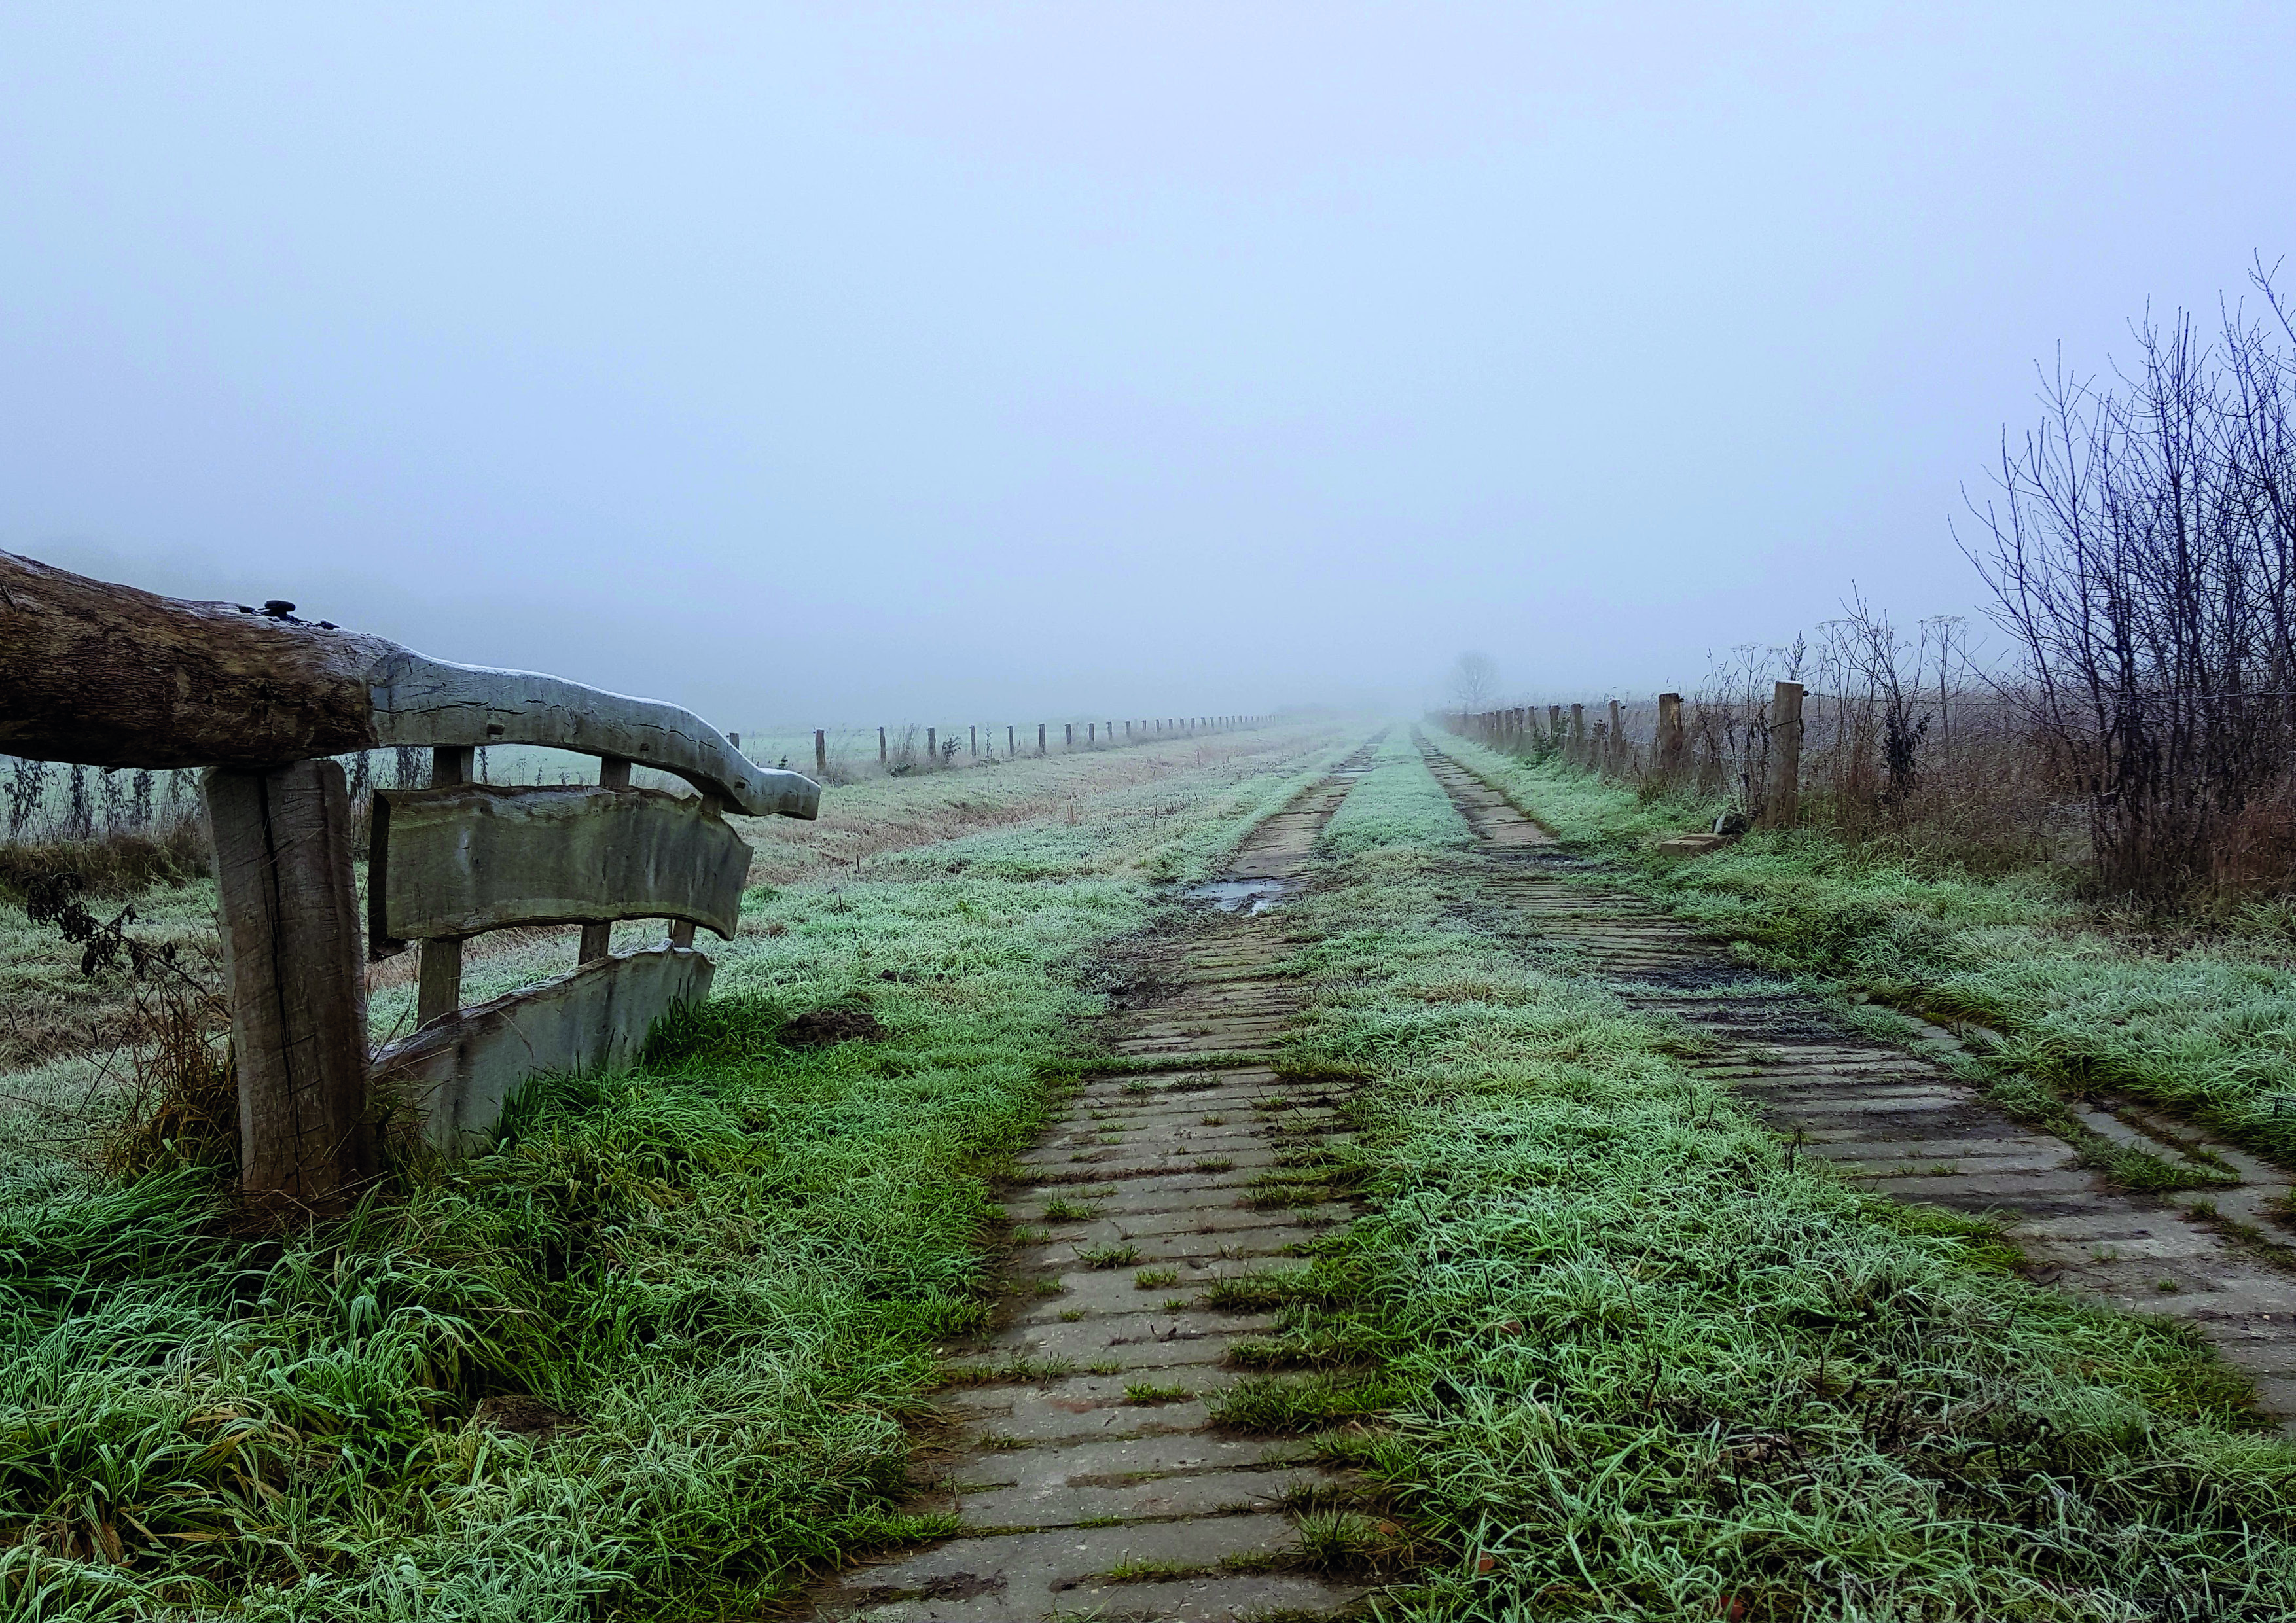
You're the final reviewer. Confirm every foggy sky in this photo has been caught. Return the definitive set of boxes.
[5,5,2293,726]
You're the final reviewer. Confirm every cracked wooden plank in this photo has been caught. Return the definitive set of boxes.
[368,783,751,952]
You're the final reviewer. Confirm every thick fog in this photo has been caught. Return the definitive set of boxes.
[5,5,2293,724]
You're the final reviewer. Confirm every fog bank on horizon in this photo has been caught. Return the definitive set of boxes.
[4,5,2292,726]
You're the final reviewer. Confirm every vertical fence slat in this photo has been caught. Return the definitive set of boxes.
[416,745,473,1026]
[578,755,634,963]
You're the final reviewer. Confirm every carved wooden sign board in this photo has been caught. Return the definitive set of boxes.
[0,549,821,1200]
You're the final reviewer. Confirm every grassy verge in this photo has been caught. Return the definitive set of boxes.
[1426,731,2296,1169]
[1251,747,2296,1619]
[0,728,1352,1618]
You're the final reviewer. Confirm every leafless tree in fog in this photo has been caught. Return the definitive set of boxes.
[1449,651,1500,712]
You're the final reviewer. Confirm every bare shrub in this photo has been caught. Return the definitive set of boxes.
[0,823,209,899]
[13,861,236,1174]
[1964,263,2296,897]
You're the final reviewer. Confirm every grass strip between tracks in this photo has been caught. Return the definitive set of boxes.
[1426,730,2296,1173]
[0,731,1350,1621]
[1247,743,2296,1620]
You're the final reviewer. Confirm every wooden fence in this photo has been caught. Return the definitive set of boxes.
[806,715,1272,778]
[0,549,820,1213]
[1442,682,1808,826]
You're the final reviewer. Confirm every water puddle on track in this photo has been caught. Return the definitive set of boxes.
[1183,878,1294,913]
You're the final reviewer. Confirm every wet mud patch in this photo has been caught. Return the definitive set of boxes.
[780,1003,889,1048]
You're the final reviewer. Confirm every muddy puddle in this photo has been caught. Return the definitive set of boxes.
[1184,878,1294,913]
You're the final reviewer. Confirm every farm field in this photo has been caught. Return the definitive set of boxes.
[7,722,2296,1619]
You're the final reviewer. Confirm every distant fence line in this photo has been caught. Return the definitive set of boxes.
[0,715,1279,845]
[793,715,1274,783]
[1439,682,2046,840]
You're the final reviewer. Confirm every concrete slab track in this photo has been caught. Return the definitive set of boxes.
[815,743,1382,1623]
[1416,732,2296,1432]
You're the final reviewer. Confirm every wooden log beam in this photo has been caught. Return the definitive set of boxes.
[372,942,713,1154]
[0,549,817,819]
[371,782,751,950]
[204,759,374,1209]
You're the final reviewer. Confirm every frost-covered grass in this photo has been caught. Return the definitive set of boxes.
[1428,731,2296,1167]
[1316,729,1472,857]
[1259,834,2296,1620]
[0,727,1350,1619]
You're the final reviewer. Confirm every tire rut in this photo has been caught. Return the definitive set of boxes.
[813,741,1384,1623]
[1415,732,2296,1434]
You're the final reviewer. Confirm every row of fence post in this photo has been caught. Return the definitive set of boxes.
[792,715,1270,776]
[1447,682,1806,827]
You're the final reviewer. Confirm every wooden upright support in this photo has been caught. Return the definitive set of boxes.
[1657,693,1686,781]
[1568,704,1586,764]
[205,758,373,1209]
[1767,681,1805,827]
[416,745,473,1026]
[1037,722,1047,755]
[578,755,634,963]
[879,726,888,765]
[814,729,827,775]
[1607,699,1624,774]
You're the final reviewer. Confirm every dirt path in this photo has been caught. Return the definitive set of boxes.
[1417,734,2296,1431]
[814,744,1381,1622]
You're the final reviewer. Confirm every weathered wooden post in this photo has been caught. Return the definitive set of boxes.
[1568,704,1586,764]
[1038,722,1047,756]
[1657,693,1685,782]
[1065,722,1074,748]
[1607,699,1624,775]
[879,726,888,766]
[1088,722,1096,745]
[1547,705,1562,747]
[416,745,473,1025]
[970,724,977,757]
[1767,680,1804,827]
[814,729,827,775]
[206,758,374,1207]
[925,726,937,766]
[1008,724,1016,756]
